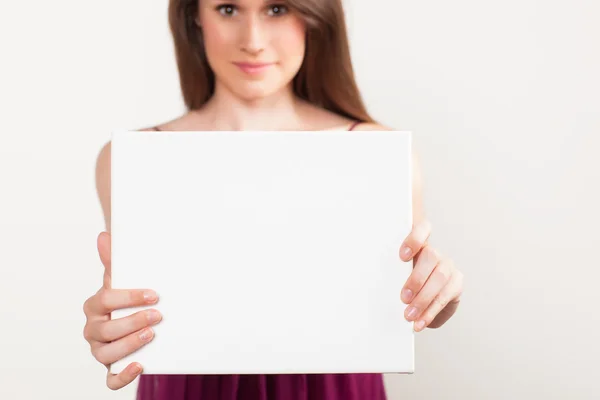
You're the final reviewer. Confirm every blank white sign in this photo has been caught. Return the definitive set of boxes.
[110,130,414,375]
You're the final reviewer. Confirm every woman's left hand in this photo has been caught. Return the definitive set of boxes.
[399,220,463,332]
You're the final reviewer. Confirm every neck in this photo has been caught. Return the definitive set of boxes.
[201,81,306,131]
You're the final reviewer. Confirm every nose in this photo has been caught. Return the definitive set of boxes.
[240,15,265,55]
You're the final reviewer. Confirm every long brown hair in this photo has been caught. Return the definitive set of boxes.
[168,0,374,123]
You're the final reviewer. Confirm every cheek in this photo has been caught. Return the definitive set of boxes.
[201,19,235,66]
[274,18,306,66]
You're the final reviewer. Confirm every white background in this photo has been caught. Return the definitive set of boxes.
[1,0,599,399]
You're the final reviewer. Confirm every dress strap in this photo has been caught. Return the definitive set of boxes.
[348,120,362,131]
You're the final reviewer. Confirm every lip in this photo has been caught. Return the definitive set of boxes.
[233,62,275,74]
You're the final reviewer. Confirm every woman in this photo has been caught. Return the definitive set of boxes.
[83,0,464,398]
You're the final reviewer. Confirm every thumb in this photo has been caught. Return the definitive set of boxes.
[97,231,111,289]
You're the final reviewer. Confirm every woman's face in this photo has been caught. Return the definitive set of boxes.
[198,0,307,101]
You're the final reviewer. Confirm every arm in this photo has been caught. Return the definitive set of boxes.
[409,151,462,328]
[95,127,157,233]
[95,141,112,233]
[353,122,463,330]
[87,131,162,391]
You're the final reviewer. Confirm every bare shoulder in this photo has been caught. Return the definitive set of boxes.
[355,121,421,168]
[94,120,180,195]
[353,123,419,163]
[352,122,394,131]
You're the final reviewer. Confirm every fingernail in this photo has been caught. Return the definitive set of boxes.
[146,309,162,323]
[144,291,158,303]
[132,363,142,375]
[401,288,413,303]
[414,320,426,331]
[406,306,418,320]
[402,246,412,259]
[139,328,153,342]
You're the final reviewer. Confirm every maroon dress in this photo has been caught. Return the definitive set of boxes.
[137,373,387,399]
[137,121,387,399]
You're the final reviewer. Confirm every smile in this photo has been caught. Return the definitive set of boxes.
[233,62,275,75]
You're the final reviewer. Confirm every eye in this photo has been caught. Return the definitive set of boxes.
[267,4,288,17]
[216,4,237,17]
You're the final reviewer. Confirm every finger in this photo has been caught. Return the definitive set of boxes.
[399,219,432,261]
[87,308,162,343]
[84,288,159,317]
[404,258,453,323]
[97,232,111,289]
[92,327,155,366]
[414,268,462,332]
[106,362,143,390]
[400,245,439,304]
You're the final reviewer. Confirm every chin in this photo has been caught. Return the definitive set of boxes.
[231,80,288,102]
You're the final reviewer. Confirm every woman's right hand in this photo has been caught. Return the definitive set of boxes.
[83,231,163,390]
